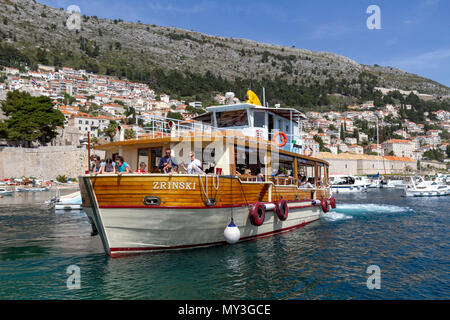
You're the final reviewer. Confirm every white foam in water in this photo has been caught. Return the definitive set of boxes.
[334,203,412,214]
[322,211,353,221]
[322,203,413,221]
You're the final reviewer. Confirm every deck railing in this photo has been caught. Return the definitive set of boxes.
[134,115,305,153]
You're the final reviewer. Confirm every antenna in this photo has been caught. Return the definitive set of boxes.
[262,87,266,107]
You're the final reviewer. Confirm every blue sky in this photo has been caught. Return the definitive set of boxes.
[40,0,450,87]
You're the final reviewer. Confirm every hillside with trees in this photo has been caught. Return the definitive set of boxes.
[0,0,449,115]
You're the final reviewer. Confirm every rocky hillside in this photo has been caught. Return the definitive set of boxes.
[1,0,449,97]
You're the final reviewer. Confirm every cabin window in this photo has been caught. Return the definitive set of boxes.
[253,111,265,128]
[298,158,316,187]
[216,111,248,127]
[271,153,296,185]
[234,145,264,177]
[150,148,162,172]
[138,148,148,171]
[317,163,323,186]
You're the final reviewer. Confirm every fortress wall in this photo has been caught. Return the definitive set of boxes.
[0,146,104,180]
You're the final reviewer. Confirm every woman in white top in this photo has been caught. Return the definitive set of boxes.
[181,152,203,174]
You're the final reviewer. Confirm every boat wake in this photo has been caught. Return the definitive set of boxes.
[322,203,414,221]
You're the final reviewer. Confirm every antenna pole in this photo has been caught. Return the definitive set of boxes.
[87,134,91,171]
[262,87,266,107]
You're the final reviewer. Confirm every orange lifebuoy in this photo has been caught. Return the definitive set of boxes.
[249,202,266,226]
[273,131,287,147]
[305,147,313,157]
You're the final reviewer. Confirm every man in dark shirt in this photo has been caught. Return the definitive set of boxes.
[158,148,179,173]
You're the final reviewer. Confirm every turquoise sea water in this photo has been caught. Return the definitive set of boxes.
[0,188,448,299]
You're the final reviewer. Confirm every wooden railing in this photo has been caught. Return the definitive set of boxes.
[271,176,297,186]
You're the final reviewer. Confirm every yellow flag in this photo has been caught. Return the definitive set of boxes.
[245,90,262,106]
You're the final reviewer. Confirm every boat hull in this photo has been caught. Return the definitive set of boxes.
[330,185,368,193]
[403,189,450,197]
[79,175,329,256]
[83,203,320,256]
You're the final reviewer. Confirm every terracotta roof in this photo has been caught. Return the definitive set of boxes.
[382,139,413,144]
[317,152,414,162]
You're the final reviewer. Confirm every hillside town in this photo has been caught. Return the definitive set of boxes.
[0,64,449,175]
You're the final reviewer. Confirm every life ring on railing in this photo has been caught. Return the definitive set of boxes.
[329,197,336,209]
[275,199,289,221]
[249,202,266,226]
[273,131,287,147]
[305,147,313,157]
[321,198,330,213]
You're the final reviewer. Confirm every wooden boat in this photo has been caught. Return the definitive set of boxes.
[80,101,336,256]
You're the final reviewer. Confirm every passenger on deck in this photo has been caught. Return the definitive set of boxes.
[159,148,179,174]
[305,177,315,188]
[115,156,130,175]
[256,171,265,182]
[99,158,116,174]
[181,152,203,174]
[135,162,147,174]
[90,155,102,175]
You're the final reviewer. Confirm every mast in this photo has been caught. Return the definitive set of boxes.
[87,134,91,171]
[376,117,380,174]
[262,87,266,107]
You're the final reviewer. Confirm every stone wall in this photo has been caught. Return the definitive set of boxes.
[0,146,105,180]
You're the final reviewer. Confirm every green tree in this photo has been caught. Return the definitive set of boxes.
[313,135,331,152]
[423,149,445,162]
[0,91,65,146]
[166,111,183,120]
[124,129,136,140]
[103,121,118,142]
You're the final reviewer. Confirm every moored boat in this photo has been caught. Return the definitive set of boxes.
[0,188,13,196]
[15,186,50,192]
[403,176,450,197]
[80,98,336,256]
[329,174,369,193]
[47,190,82,210]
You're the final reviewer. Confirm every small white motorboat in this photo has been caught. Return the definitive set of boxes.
[47,190,82,210]
[381,179,407,189]
[16,186,50,192]
[0,188,13,196]
[329,175,369,193]
[403,176,450,197]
